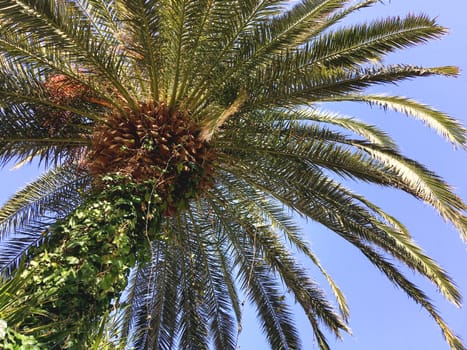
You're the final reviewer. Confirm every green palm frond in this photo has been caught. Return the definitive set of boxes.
[219,113,466,238]
[227,0,350,75]
[0,221,49,277]
[206,183,349,348]
[294,108,399,148]
[351,142,466,236]
[223,179,351,321]
[0,105,89,167]
[0,0,137,106]
[184,207,238,350]
[125,247,181,350]
[119,217,239,350]
[0,58,114,120]
[117,0,162,101]
[221,137,462,304]
[298,14,448,69]
[323,93,467,146]
[247,64,459,109]
[236,164,464,349]
[0,166,89,274]
[0,166,89,239]
[86,311,128,350]
[351,235,464,350]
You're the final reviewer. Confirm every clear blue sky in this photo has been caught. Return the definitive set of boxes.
[0,1,466,349]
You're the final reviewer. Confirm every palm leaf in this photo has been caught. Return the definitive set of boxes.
[0,166,89,274]
[300,14,448,69]
[323,94,467,146]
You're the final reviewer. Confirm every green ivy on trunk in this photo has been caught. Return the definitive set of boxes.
[13,176,163,349]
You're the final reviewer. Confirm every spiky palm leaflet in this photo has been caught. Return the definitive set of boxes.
[0,0,466,349]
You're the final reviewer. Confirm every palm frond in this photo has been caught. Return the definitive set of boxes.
[0,165,88,239]
[235,158,463,333]
[247,64,459,109]
[219,113,466,240]
[352,142,467,238]
[352,239,464,350]
[0,221,49,277]
[323,94,467,146]
[223,179,351,321]
[206,183,349,347]
[0,104,89,167]
[0,0,137,107]
[122,243,180,350]
[300,14,448,69]
[231,0,349,73]
[185,0,286,108]
[159,0,210,107]
[86,310,128,350]
[219,142,462,305]
[176,237,210,349]
[0,262,52,328]
[0,166,89,274]
[117,0,162,101]
[294,108,398,149]
[185,206,238,350]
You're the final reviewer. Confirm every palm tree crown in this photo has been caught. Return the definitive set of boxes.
[0,1,465,349]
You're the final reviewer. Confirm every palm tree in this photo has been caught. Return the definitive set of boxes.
[0,0,465,349]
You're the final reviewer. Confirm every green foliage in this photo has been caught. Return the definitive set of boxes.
[13,176,162,348]
[0,326,45,350]
[0,1,466,349]
[0,269,45,350]
[0,320,43,350]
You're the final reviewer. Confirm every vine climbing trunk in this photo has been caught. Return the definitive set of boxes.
[14,178,163,349]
